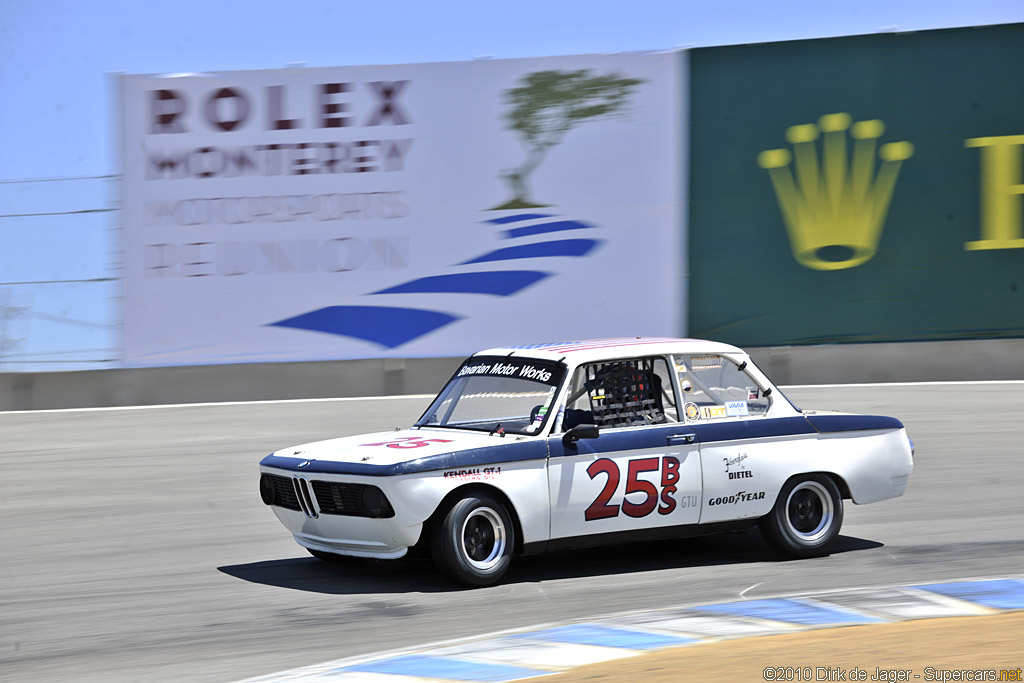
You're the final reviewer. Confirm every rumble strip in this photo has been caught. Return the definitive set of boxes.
[237,578,1024,682]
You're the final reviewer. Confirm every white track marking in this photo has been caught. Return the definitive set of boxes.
[739,582,764,598]
[0,394,434,416]
[782,380,1024,389]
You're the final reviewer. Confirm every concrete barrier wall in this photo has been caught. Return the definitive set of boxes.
[0,357,464,411]
[2,339,1023,411]
[746,338,1024,386]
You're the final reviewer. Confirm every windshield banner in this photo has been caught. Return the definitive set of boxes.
[455,357,564,387]
[120,52,683,366]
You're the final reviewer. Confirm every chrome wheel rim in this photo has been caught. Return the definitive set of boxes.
[785,481,833,543]
[460,506,506,571]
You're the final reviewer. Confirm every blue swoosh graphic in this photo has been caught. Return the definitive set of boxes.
[460,239,602,265]
[372,271,551,296]
[484,213,555,225]
[269,306,460,348]
[502,219,593,240]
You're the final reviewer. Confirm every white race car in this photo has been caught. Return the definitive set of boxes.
[259,338,914,586]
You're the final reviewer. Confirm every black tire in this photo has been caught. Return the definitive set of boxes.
[431,492,514,587]
[759,474,844,558]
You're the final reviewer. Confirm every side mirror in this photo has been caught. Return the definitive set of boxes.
[562,423,600,444]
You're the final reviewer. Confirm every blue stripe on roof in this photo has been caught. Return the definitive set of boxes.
[502,219,593,239]
[484,213,555,224]
[500,341,583,349]
[914,579,1024,609]
[697,598,882,625]
[343,654,547,681]
[460,239,600,265]
[508,623,694,649]
[372,271,551,297]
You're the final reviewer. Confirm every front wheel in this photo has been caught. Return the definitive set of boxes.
[759,474,843,557]
[431,493,514,587]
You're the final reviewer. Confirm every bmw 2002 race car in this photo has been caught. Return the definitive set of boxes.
[259,338,914,586]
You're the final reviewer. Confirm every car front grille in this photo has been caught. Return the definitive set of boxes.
[311,481,367,516]
[266,474,301,511]
[263,474,392,518]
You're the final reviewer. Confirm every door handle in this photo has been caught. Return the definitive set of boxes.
[668,434,696,445]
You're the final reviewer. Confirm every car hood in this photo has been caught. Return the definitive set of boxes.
[269,427,530,469]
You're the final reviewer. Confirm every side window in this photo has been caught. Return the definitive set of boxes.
[562,357,677,431]
[674,355,770,421]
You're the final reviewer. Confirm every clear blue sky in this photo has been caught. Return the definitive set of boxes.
[0,0,1022,369]
[2,0,1023,182]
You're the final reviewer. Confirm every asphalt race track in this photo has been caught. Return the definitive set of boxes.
[3,384,1023,682]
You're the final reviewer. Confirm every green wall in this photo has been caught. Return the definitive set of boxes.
[688,24,1024,346]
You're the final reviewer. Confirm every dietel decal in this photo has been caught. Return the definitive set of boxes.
[708,491,765,506]
[724,453,754,479]
[443,466,502,481]
[684,402,700,420]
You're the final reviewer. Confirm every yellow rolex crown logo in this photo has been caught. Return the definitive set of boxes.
[758,113,914,270]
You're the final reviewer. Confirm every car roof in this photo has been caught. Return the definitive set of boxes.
[472,337,745,364]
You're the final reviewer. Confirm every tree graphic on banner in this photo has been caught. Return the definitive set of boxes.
[493,69,644,210]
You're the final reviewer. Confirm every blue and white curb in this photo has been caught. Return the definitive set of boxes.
[239,578,1024,682]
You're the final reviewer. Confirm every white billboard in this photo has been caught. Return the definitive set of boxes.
[120,52,685,366]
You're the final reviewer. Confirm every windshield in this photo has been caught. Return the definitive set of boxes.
[416,356,566,435]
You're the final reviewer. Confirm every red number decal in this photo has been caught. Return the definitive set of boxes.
[360,437,454,449]
[659,456,680,515]
[621,457,660,518]
[585,456,681,521]
[584,458,620,521]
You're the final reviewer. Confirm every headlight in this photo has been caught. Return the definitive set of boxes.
[361,485,394,518]
[259,473,276,505]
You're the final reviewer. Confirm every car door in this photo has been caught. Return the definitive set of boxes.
[546,356,703,541]
[674,353,800,523]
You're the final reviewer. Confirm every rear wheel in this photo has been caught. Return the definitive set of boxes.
[431,493,514,587]
[759,474,843,557]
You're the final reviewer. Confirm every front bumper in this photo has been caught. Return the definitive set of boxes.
[262,468,424,559]
[271,506,418,559]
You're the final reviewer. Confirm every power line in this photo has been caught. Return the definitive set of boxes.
[0,208,117,218]
[0,174,118,184]
[0,277,117,286]
[24,311,117,329]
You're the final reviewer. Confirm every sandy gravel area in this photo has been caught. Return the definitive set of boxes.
[523,612,1024,682]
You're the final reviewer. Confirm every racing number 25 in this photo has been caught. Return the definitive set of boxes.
[585,456,680,521]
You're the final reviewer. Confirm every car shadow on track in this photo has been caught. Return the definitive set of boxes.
[217,530,882,594]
